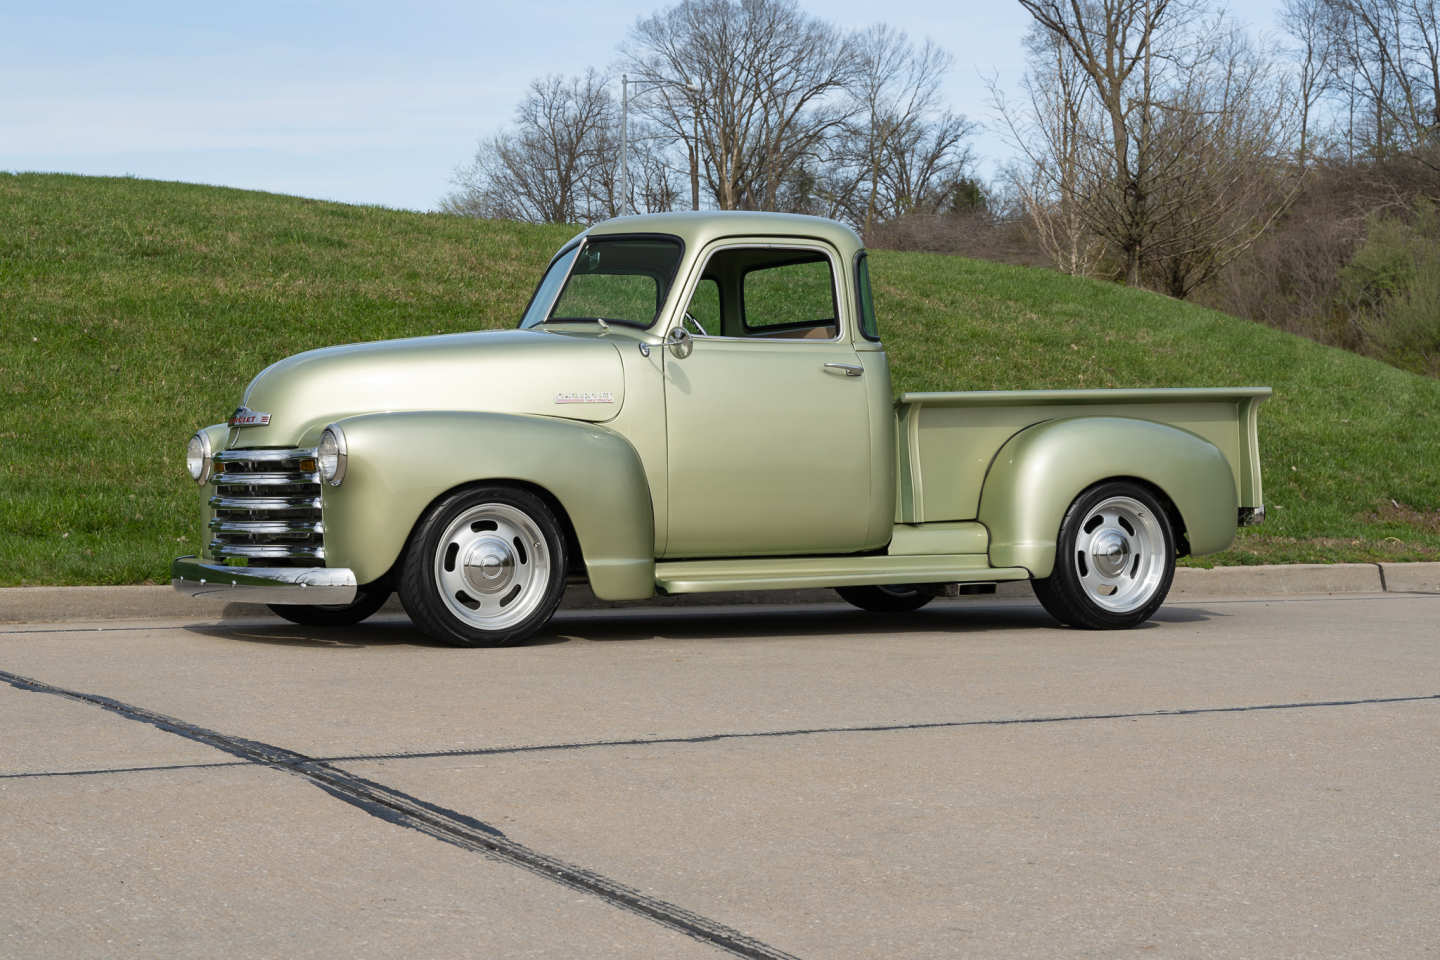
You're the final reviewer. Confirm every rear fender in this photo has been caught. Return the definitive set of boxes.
[977,417,1238,579]
[315,411,655,599]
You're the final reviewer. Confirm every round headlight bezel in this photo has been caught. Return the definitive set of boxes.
[317,424,347,487]
[186,432,212,485]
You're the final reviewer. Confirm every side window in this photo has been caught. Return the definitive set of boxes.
[685,277,723,336]
[855,252,880,341]
[742,256,837,335]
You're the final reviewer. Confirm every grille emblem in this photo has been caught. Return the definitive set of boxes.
[229,406,272,427]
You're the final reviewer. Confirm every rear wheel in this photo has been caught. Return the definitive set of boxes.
[835,583,936,613]
[268,585,391,627]
[1032,481,1175,629]
[398,486,567,647]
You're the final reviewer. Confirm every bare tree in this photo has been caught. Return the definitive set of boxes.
[442,70,674,224]
[442,71,611,223]
[624,0,857,210]
[1010,0,1299,294]
[1141,25,1302,296]
[994,23,1110,276]
[1323,0,1440,165]
[1283,0,1343,168]
[824,26,977,234]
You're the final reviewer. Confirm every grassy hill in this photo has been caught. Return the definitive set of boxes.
[2,173,1437,586]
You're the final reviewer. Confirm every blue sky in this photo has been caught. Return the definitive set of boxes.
[2,1,1288,212]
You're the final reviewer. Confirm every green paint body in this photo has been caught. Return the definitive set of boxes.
[185,212,1269,598]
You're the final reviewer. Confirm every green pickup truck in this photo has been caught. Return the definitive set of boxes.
[173,211,1269,645]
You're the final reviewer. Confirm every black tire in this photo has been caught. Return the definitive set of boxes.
[835,583,937,613]
[398,485,567,647]
[1032,480,1176,629]
[268,585,391,627]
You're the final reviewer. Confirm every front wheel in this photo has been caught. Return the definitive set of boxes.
[835,584,936,613]
[1032,481,1176,629]
[268,585,391,627]
[398,486,567,647]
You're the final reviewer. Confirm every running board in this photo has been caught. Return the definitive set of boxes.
[654,554,1030,595]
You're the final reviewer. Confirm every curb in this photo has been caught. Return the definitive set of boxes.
[2,562,1436,625]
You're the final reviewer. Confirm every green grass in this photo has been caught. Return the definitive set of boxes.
[2,173,1437,584]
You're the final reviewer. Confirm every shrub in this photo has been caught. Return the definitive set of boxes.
[1339,198,1440,376]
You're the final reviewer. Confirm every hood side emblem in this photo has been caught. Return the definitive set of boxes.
[554,392,615,405]
[229,406,272,427]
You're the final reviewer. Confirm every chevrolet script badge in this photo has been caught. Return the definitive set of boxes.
[228,406,272,427]
[553,392,615,404]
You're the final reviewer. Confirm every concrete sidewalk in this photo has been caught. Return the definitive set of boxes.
[3,561,1437,624]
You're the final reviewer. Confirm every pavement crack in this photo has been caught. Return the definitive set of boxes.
[0,668,802,960]
[324,692,1440,765]
[8,692,1437,782]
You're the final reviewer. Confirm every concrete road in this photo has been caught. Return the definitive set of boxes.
[2,593,1437,959]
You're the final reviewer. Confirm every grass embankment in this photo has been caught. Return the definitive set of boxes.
[1,172,1437,585]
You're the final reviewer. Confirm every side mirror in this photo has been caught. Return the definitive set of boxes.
[665,326,694,359]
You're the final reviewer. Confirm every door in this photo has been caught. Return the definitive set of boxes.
[661,243,873,557]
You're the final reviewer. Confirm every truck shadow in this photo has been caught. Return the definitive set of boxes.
[183,600,1219,649]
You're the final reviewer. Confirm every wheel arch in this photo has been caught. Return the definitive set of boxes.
[977,416,1237,579]
[317,411,656,599]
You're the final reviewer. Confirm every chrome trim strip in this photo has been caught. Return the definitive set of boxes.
[209,542,326,560]
[214,447,316,463]
[208,519,324,536]
[209,495,322,512]
[211,472,321,487]
[172,556,357,605]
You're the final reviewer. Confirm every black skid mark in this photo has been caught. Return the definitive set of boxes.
[0,669,801,960]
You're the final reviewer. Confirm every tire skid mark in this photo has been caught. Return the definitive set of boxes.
[0,669,800,960]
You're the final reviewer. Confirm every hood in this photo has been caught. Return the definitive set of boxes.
[225,329,625,447]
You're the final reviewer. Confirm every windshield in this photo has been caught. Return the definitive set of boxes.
[538,236,684,329]
[519,243,581,329]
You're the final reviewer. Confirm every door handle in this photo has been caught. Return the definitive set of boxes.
[823,362,864,378]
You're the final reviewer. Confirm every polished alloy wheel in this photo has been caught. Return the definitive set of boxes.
[1069,495,1167,613]
[1032,480,1177,629]
[431,502,552,632]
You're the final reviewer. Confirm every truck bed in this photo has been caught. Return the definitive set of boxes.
[895,387,1271,524]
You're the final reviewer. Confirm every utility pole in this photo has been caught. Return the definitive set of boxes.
[621,74,631,216]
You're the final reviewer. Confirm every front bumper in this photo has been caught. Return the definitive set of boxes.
[171,556,357,605]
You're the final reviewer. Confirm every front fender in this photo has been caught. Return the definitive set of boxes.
[977,417,1238,579]
[315,411,655,599]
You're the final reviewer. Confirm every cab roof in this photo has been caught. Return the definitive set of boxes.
[584,210,864,258]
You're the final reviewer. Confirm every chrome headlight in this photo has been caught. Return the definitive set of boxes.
[186,432,212,484]
[317,424,347,486]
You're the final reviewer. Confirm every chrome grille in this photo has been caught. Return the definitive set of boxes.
[208,448,324,567]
